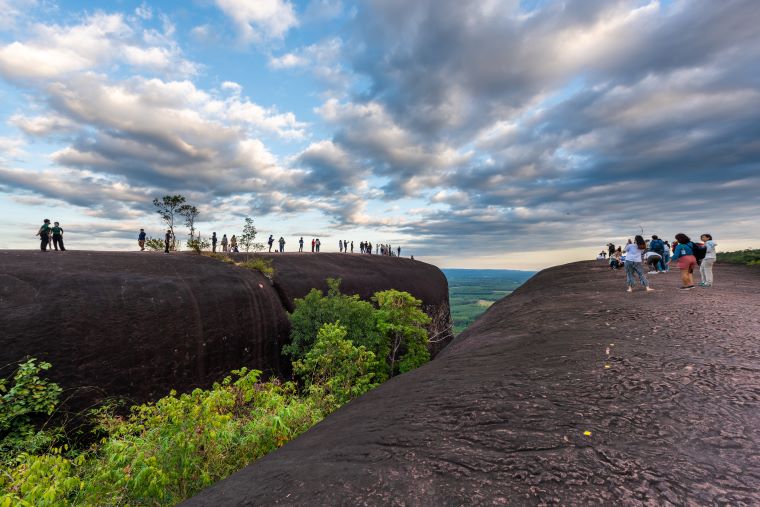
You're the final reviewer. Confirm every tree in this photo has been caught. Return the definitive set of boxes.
[178,204,199,241]
[292,322,381,412]
[285,279,387,382]
[153,195,186,250]
[373,289,431,376]
[239,217,264,256]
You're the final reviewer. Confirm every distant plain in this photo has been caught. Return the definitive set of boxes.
[443,269,535,334]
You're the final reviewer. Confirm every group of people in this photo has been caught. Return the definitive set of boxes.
[209,232,237,253]
[601,233,717,291]
[36,219,65,251]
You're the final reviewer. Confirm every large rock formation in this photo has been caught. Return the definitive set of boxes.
[186,261,760,506]
[0,251,451,413]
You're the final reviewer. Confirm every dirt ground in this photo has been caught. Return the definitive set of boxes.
[186,261,760,506]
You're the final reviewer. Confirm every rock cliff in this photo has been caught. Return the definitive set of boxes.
[186,261,760,506]
[0,251,451,412]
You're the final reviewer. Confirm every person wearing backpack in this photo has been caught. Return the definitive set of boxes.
[670,233,697,289]
[699,233,717,287]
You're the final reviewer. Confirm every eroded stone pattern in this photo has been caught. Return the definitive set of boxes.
[187,262,760,506]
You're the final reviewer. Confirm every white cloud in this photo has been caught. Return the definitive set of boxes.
[215,0,298,42]
[0,13,196,81]
[269,53,306,69]
[135,2,153,20]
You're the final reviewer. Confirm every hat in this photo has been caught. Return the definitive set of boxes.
[44,219,50,223]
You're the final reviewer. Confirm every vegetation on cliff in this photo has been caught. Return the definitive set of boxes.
[717,249,760,265]
[0,282,432,506]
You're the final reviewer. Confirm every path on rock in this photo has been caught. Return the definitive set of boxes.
[187,261,760,506]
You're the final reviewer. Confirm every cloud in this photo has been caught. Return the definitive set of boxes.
[215,0,298,42]
[0,13,197,81]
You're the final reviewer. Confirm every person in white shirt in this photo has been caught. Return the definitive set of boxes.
[699,233,718,287]
[624,235,654,293]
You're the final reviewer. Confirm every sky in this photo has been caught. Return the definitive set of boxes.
[0,0,758,270]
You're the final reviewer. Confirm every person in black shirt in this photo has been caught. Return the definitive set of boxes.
[51,222,65,251]
[164,229,171,253]
[37,219,51,251]
[211,232,217,253]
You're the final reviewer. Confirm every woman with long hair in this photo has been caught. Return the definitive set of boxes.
[624,235,654,292]
[670,233,697,289]
[699,233,717,287]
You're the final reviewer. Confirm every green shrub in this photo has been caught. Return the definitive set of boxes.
[293,323,381,412]
[238,258,275,278]
[717,249,760,266]
[203,252,235,264]
[0,359,63,462]
[285,279,387,381]
[373,290,431,375]
[187,237,211,254]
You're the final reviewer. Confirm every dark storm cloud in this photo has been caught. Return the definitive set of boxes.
[295,0,760,246]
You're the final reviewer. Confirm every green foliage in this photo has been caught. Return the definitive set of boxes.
[0,359,63,460]
[187,236,211,254]
[286,280,433,379]
[1,369,324,506]
[203,252,235,264]
[178,204,200,241]
[293,323,381,412]
[144,237,165,252]
[239,258,275,278]
[717,249,760,266]
[285,279,385,379]
[239,217,264,254]
[152,195,186,241]
[0,450,85,507]
[373,290,431,375]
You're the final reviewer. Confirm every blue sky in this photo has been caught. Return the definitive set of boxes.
[0,0,758,269]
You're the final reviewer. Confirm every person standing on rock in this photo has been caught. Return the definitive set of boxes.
[211,232,217,253]
[36,219,51,251]
[138,228,146,251]
[397,246,401,257]
[699,233,717,287]
[164,229,171,253]
[670,233,697,290]
[50,222,65,251]
[221,234,228,252]
[351,241,354,253]
[624,235,654,292]
[230,235,238,252]
[278,237,285,253]
[311,238,315,252]
[268,235,274,252]
[299,237,304,252]
[339,240,343,252]
[315,238,321,252]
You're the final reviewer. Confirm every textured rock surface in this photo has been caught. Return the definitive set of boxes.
[186,261,760,506]
[0,250,289,412]
[0,250,451,412]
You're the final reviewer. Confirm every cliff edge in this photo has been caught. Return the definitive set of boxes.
[186,261,760,505]
[0,251,451,413]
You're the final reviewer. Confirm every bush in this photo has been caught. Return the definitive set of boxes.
[373,290,431,375]
[717,249,760,266]
[1,368,324,506]
[0,359,63,462]
[285,279,386,379]
[187,237,211,254]
[238,258,275,278]
[293,323,381,412]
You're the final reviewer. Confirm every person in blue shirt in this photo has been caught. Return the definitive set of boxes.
[670,233,697,289]
[138,229,147,251]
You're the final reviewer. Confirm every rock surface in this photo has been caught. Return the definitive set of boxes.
[239,252,453,356]
[0,251,451,412]
[186,261,760,506]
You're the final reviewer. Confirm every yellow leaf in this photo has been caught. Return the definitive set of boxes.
[583,431,592,437]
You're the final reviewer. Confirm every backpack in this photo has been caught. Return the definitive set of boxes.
[650,239,665,255]
[690,242,707,265]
